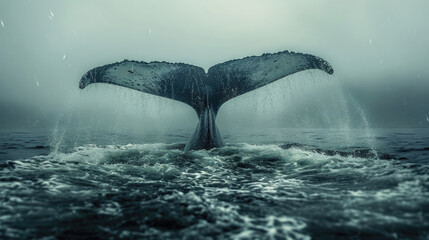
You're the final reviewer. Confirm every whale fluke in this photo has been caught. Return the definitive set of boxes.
[79,61,208,114]
[206,51,333,111]
[79,50,333,151]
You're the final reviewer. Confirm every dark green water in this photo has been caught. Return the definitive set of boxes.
[1,128,428,239]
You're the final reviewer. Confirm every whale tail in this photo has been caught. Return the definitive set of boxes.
[79,50,333,150]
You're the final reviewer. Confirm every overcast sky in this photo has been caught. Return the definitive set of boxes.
[1,0,428,130]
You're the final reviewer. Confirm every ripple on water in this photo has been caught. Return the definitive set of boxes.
[0,143,428,239]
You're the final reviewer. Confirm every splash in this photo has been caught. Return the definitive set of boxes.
[1,141,427,239]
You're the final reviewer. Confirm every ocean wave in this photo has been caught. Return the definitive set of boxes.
[1,143,428,239]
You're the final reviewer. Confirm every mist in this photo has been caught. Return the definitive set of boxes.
[1,0,429,131]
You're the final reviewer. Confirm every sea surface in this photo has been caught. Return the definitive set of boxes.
[0,127,428,239]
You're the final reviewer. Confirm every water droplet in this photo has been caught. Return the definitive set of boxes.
[49,11,55,20]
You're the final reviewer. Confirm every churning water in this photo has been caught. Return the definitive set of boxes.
[0,128,428,239]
